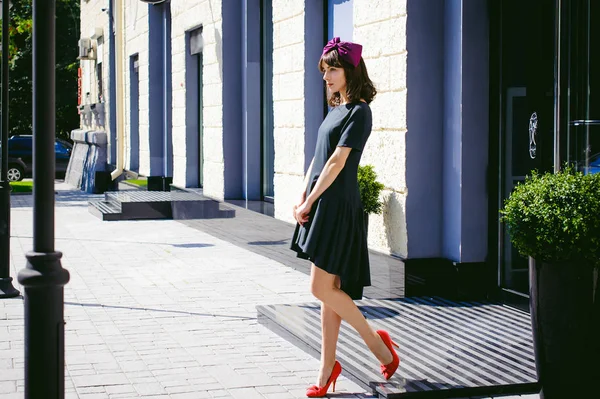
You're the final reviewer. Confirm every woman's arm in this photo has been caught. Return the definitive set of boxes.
[295,147,352,224]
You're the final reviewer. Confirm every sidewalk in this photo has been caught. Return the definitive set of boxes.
[1,183,371,399]
[0,183,540,399]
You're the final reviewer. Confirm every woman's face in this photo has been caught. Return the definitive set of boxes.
[322,64,347,95]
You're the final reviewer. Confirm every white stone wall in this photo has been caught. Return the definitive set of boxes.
[124,1,150,175]
[354,0,408,257]
[272,1,306,222]
[271,0,408,258]
[171,0,224,198]
[79,0,109,132]
[81,0,408,258]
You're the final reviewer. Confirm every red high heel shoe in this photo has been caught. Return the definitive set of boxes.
[306,360,342,398]
[376,330,400,380]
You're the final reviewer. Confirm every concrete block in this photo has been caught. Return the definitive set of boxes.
[371,90,407,130]
[274,128,305,175]
[273,99,304,129]
[65,129,109,194]
[354,0,392,27]
[273,15,304,49]
[273,0,304,23]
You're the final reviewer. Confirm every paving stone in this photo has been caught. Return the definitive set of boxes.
[263,393,296,399]
[78,393,109,399]
[104,384,137,395]
[256,384,289,394]
[132,382,166,395]
[170,392,212,399]
[73,374,130,388]
[0,185,377,399]
[228,387,265,399]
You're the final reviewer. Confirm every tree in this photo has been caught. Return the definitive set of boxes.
[0,0,80,141]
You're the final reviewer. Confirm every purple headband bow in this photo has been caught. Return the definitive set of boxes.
[322,37,363,67]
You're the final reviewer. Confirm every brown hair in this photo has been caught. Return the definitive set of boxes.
[319,49,377,107]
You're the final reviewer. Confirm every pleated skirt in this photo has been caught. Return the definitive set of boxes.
[290,195,371,300]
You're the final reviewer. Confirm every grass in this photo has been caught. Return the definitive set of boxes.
[126,179,148,188]
[10,181,33,193]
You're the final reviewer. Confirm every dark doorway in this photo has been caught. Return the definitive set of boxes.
[493,0,557,302]
[260,0,274,201]
[197,52,204,188]
[492,0,600,306]
[186,26,204,188]
[129,54,140,173]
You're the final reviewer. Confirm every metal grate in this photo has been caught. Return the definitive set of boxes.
[257,297,539,398]
[88,200,123,221]
[90,200,121,214]
[105,190,209,203]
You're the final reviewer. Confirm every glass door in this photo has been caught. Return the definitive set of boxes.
[497,0,557,297]
[564,0,600,170]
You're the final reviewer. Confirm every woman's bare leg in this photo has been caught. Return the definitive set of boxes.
[310,264,393,367]
[317,277,342,386]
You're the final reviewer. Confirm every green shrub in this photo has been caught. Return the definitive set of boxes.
[358,164,385,215]
[126,179,147,188]
[500,167,600,267]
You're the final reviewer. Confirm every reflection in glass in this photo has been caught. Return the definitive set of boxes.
[566,0,599,172]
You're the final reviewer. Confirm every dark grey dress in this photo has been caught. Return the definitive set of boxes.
[290,101,372,300]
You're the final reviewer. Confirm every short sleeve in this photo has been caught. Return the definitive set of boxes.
[337,106,369,151]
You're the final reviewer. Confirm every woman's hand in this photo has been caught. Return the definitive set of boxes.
[293,191,307,223]
[294,200,312,226]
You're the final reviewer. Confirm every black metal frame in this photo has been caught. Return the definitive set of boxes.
[489,0,596,309]
[488,0,558,309]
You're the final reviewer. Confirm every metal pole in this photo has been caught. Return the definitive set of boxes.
[0,0,20,299]
[17,1,70,398]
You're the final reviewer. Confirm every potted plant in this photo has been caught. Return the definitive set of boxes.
[500,167,600,399]
[357,164,384,233]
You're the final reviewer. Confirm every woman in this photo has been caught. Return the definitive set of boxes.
[290,37,400,398]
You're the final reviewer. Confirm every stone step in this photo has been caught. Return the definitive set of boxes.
[88,200,123,221]
[88,190,235,220]
[257,297,539,398]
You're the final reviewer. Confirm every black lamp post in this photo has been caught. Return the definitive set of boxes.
[17,0,70,398]
[0,0,19,299]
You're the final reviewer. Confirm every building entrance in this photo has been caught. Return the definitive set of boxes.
[493,0,599,304]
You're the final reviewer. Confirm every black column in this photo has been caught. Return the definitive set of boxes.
[0,0,20,299]
[17,1,70,398]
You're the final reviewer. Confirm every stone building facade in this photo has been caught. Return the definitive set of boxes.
[79,0,410,258]
[79,0,514,299]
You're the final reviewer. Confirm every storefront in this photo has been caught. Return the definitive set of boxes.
[491,0,599,306]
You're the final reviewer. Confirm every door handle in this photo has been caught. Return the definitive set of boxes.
[529,112,538,159]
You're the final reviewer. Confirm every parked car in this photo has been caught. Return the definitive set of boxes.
[2,135,73,182]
